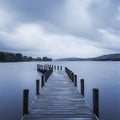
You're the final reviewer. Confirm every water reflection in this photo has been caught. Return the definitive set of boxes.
[0,61,120,120]
[0,62,41,120]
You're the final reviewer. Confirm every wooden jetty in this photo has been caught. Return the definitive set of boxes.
[21,65,99,120]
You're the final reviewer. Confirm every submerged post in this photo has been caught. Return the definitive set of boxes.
[81,79,84,97]
[93,88,99,118]
[23,89,29,115]
[36,79,40,95]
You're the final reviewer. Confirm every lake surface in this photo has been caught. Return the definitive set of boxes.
[0,61,120,120]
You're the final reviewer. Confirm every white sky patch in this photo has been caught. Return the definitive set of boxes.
[0,9,12,29]
[0,23,104,58]
[61,0,93,32]
[0,0,120,58]
[115,6,120,21]
[98,29,120,50]
[0,6,21,32]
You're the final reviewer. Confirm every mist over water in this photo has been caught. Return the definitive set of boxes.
[0,61,120,120]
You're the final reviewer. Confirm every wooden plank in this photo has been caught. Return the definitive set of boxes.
[22,71,98,120]
[22,118,96,120]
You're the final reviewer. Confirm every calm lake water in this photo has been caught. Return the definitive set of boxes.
[0,61,120,120]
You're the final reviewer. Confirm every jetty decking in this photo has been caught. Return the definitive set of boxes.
[21,66,99,120]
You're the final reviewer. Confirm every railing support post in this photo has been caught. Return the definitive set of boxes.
[81,79,84,97]
[71,72,74,82]
[93,88,99,118]
[60,66,62,70]
[36,79,39,95]
[57,66,59,70]
[41,75,45,88]
[23,89,29,115]
[74,75,77,87]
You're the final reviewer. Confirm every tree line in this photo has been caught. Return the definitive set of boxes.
[0,52,52,62]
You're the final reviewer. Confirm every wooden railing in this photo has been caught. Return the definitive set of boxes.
[65,67,99,118]
[22,65,99,119]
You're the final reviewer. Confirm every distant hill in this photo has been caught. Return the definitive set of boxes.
[56,53,120,61]
[56,57,84,61]
[0,51,52,62]
[92,53,120,61]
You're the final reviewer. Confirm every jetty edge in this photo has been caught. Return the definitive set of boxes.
[21,64,99,120]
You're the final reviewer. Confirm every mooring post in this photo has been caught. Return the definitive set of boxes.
[69,71,72,80]
[54,65,56,70]
[74,75,77,86]
[36,79,39,95]
[71,72,74,82]
[73,74,75,82]
[23,89,29,115]
[51,65,52,70]
[57,66,59,70]
[60,66,62,70]
[93,88,99,118]
[41,75,45,88]
[81,79,84,97]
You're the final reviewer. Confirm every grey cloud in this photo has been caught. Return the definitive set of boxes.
[0,0,120,58]
[1,0,64,22]
[1,0,119,39]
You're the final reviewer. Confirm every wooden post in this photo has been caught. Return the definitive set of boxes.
[41,75,45,88]
[23,89,29,115]
[52,65,53,69]
[93,88,99,118]
[54,65,56,70]
[57,66,59,70]
[69,71,72,80]
[71,72,74,82]
[36,79,39,95]
[60,66,62,70]
[81,79,84,97]
[74,75,77,87]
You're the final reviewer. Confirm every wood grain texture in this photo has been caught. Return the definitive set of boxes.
[22,71,98,120]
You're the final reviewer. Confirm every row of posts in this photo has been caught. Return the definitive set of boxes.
[65,67,99,118]
[23,65,99,118]
[54,65,62,71]
[37,64,52,70]
[43,68,53,81]
[37,64,62,71]
[23,66,53,116]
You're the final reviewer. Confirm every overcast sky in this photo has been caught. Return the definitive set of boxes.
[0,0,120,58]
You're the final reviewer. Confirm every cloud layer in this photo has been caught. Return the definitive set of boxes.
[0,0,120,58]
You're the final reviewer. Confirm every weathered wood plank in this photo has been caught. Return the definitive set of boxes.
[22,118,96,120]
[22,71,98,120]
